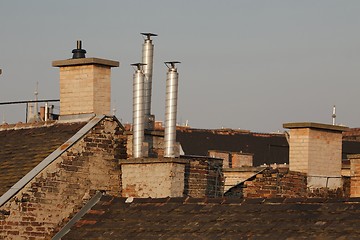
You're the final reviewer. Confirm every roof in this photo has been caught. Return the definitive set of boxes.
[176,129,289,166]
[176,128,360,165]
[63,195,360,239]
[0,121,86,197]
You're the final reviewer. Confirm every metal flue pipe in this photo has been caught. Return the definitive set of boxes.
[131,63,146,158]
[141,33,157,129]
[164,61,181,158]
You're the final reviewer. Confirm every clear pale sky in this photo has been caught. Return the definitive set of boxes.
[1,1,360,133]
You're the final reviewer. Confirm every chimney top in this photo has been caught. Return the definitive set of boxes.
[72,40,86,59]
[131,63,147,71]
[164,61,181,69]
[141,33,158,40]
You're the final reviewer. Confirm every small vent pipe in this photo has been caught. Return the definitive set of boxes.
[131,63,146,158]
[164,61,181,158]
[332,105,336,125]
[141,33,157,129]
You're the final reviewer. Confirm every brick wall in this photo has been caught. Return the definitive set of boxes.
[349,154,360,197]
[231,152,253,167]
[120,158,186,198]
[0,117,126,239]
[208,150,230,168]
[225,168,348,198]
[284,123,346,189]
[223,167,263,192]
[59,64,111,116]
[119,156,223,199]
[183,157,223,198]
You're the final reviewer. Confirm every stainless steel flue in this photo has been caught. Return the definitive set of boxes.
[131,63,146,158]
[141,33,157,129]
[164,61,181,158]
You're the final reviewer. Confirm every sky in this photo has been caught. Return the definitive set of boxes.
[1,1,360,133]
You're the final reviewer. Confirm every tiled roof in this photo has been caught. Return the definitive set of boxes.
[63,195,360,239]
[0,121,86,196]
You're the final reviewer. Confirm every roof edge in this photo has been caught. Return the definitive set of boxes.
[52,191,104,240]
[0,115,106,207]
[283,122,348,132]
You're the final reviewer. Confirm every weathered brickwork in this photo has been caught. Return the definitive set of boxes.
[349,154,360,197]
[183,157,223,198]
[0,118,126,239]
[225,168,349,198]
[223,167,263,192]
[208,150,231,168]
[120,158,186,198]
[231,152,253,167]
[119,156,223,199]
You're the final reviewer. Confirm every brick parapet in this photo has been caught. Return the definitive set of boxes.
[225,168,348,198]
[0,117,126,239]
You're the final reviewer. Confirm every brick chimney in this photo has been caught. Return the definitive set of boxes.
[52,41,119,118]
[283,122,348,189]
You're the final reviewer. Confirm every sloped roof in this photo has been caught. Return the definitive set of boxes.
[0,121,86,196]
[63,195,360,239]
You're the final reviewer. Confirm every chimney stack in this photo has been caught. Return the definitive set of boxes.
[283,122,348,189]
[141,33,157,130]
[131,63,146,158]
[52,41,119,118]
[164,61,180,158]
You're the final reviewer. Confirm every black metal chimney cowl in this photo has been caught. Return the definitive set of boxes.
[72,40,86,59]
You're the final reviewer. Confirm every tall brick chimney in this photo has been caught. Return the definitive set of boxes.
[283,122,348,189]
[52,41,119,118]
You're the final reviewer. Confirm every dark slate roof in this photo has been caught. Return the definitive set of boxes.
[176,129,289,166]
[0,121,86,196]
[63,195,360,239]
[176,128,360,166]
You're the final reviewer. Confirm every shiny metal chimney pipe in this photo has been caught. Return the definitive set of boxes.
[141,33,157,129]
[131,63,146,158]
[164,61,181,158]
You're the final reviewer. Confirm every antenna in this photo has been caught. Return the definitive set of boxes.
[332,105,336,125]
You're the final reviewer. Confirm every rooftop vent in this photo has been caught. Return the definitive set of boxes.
[131,63,147,158]
[72,40,86,59]
[141,33,157,130]
[164,61,181,158]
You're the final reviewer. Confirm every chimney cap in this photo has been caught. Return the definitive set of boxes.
[131,63,147,71]
[141,33,158,40]
[72,40,86,59]
[164,61,181,69]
